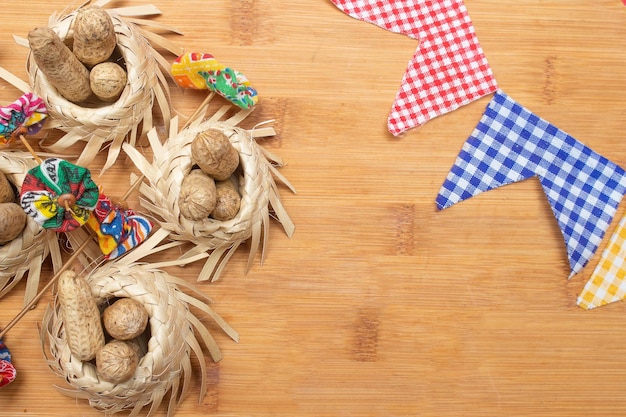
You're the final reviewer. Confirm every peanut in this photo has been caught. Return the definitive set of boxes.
[211,179,241,221]
[102,298,148,341]
[0,202,27,245]
[178,169,217,221]
[57,270,105,361]
[191,129,240,181]
[0,171,15,203]
[72,6,117,67]
[28,27,92,103]
[90,62,127,102]
[96,340,138,384]
[124,337,147,360]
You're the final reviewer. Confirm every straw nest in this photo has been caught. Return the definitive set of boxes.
[0,151,59,305]
[22,1,180,172]
[123,104,295,281]
[41,261,238,417]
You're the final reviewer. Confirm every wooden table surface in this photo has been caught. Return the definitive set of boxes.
[1,1,625,416]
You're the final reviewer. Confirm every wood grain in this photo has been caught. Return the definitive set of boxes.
[1,1,626,416]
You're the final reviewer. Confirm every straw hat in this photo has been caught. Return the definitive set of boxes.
[41,260,238,416]
[123,102,295,281]
[24,1,179,172]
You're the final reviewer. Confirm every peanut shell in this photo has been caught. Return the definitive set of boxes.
[96,340,138,383]
[57,270,105,361]
[211,179,241,221]
[28,27,92,103]
[102,298,148,340]
[0,202,27,245]
[0,171,15,203]
[90,62,127,102]
[191,129,240,181]
[178,169,217,221]
[73,6,117,66]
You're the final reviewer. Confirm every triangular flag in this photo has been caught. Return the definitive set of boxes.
[330,0,498,135]
[437,89,626,277]
[578,214,626,309]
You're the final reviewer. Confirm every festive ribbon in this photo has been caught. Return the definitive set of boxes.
[0,92,47,145]
[0,340,15,388]
[86,193,153,260]
[171,52,258,109]
[436,89,626,277]
[330,0,498,136]
[20,158,99,233]
[577,214,626,309]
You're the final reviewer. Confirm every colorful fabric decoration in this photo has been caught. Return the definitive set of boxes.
[0,92,47,145]
[577,215,626,309]
[0,340,10,363]
[436,90,626,277]
[0,340,15,388]
[0,359,16,388]
[330,0,498,136]
[20,158,99,233]
[171,52,258,110]
[86,193,153,259]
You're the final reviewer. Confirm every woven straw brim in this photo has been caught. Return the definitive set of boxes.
[40,261,238,417]
[123,107,295,282]
[0,151,60,305]
[26,5,176,172]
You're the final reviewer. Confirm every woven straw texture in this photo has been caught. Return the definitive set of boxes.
[40,261,238,417]
[122,103,295,282]
[24,1,179,172]
[0,151,60,305]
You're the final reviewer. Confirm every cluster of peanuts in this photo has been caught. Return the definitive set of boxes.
[0,171,27,246]
[58,270,149,384]
[178,129,242,222]
[28,5,127,104]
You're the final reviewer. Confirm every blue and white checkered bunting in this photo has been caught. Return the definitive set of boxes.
[436,89,626,277]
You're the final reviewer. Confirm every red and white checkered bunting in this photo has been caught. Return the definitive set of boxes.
[331,0,498,135]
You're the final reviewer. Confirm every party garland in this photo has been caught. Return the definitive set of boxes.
[331,0,626,309]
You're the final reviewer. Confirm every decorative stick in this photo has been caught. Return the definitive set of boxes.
[182,92,214,130]
[18,134,42,164]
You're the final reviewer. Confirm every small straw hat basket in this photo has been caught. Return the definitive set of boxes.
[123,102,295,282]
[40,260,238,416]
[19,0,179,171]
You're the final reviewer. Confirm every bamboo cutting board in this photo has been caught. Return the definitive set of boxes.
[0,1,625,416]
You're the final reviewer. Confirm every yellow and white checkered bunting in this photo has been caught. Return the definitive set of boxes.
[578,215,626,309]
